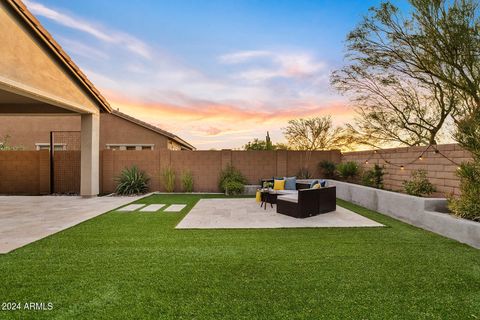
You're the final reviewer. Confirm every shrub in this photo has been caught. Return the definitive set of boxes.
[362,164,384,189]
[318,160,336,179]
[297,167,312,179]
[448,163,480,221]
[115,166,150,195]
[219,164,247,195]
[161,167,176,192]
[223,180,245,195]
[403,170,436,197]
[336,161,360,181]
[448,110,480,221]
[181,171,194,192]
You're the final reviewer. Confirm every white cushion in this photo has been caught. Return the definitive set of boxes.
[278,194,298,203]
[275,190,298,195]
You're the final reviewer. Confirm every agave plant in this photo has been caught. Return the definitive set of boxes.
[115,166,150,195]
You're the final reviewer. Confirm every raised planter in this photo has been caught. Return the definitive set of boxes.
[328,180,480,249]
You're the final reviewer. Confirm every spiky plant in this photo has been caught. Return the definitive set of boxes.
[115,166,150,195]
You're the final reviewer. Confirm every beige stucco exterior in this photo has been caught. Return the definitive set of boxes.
[0,113,193,150]
[0,0,114,196]
[0,1,101,114]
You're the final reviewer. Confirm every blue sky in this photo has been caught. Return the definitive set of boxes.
[25,0,408,149]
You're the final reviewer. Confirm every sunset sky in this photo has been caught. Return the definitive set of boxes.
[25,0,408,149]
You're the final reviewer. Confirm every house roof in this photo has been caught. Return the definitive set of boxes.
[5,0,112,113]
[112,109,195,150]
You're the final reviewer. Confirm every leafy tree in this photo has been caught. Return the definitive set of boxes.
[282,116,354,151]
[243,132,276,150]
[331,0,473,146]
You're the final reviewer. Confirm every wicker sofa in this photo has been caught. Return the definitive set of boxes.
[276,186,336,218]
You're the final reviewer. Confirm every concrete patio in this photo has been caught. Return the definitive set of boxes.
[0,195,144,253]
[176,198,384,229]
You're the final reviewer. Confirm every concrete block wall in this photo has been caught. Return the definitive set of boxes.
[101,149,342,193]
[0,150,49,195]
[342,144,472,196]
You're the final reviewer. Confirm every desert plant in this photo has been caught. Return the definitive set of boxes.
[219,164,247,195]
[161,167,176,192]
[115,166,150,195]
[223,180,245,195]
[403,170,436,197]
[362,164,384,189]
[297,167,312,179]
[336,161,359,181]
[318,160,336,179]
[448,110,480,221]
[448,163,480,221]
[181,171,194,192]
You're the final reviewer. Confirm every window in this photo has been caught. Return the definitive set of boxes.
[106,144,154,150]
[35,143,66,151]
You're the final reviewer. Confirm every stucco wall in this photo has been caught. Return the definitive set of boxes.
[0,2,99,114]
[342,144,472,196]
[0,114,171,150]
[100,114,169,150]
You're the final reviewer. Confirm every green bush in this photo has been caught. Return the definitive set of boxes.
[336,161,360,181]
[223,180,245,195]
[115,166,150,195]
[219,164,247,195]
[448,110,480,221]
[448,163,480,221]
[181,171,194,192]
[161,167,176,192]
[362,164,384,189]
[297,167,312,179]
[318,160,336,179]
[403,170,436,197]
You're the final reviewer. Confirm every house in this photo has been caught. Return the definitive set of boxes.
[0,0,114,196]
[0,109,195,151]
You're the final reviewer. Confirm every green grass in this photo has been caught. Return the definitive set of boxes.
[0,194,479,319]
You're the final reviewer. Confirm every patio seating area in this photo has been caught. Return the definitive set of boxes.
[176,198,383,229]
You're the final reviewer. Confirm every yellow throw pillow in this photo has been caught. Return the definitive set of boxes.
[312,183,321,189]
[273,179,285,190]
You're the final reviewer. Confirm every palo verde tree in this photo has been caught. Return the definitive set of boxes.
[282,116,354,151]
[332,0,480,147]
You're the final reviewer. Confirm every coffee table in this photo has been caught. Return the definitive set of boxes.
[260,189,278,210]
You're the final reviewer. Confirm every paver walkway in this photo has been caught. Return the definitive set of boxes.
[0,195,143,253]
[176,198,384,229]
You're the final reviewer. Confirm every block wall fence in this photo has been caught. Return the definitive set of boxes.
[101,149,342,193]
[0,144,471,196]
[0,150,50,195]
[342,144,472,196]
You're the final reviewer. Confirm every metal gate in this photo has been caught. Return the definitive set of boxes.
[50,131,81,194]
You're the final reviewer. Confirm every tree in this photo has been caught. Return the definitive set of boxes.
[282,116,353,151]
[331,0,474,147]
[243,138,273,150]
[243,132,280,150]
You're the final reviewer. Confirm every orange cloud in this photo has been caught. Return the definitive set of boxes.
[104,89,354,126]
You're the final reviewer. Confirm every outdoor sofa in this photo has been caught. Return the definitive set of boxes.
[276,186,336,218]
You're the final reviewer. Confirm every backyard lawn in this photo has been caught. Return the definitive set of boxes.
[0,194,479,319]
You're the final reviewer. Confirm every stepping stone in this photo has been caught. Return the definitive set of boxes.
[164,204,187,212]
[139,204,166,212]
[117,204,146,212]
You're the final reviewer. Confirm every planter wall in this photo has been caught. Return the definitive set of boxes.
[328,180,480,249]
